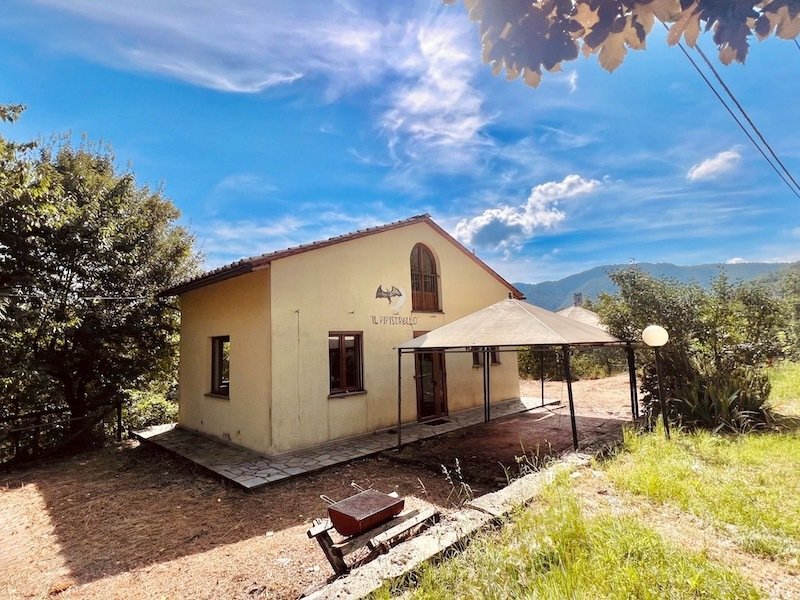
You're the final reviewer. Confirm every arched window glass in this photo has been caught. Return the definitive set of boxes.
[410,244,440,311]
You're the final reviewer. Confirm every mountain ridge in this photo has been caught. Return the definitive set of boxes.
[514,261,795,311]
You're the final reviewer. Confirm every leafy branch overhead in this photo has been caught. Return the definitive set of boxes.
[446,0,800,85]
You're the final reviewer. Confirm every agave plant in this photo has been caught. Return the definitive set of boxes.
[670,365,773,433]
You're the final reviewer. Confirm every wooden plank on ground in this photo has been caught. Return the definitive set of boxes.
[368,508,437,552]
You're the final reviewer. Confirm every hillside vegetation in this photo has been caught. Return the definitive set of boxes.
[516,262,795,311]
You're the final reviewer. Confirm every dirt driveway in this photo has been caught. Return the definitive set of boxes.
[0,375,632,600]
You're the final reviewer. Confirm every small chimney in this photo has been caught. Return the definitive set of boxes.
[573,292,582,307]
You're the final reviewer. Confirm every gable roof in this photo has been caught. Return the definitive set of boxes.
[160,214,525,298]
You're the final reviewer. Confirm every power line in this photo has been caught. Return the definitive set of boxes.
[691,43,800,193]
[670,37,800,200]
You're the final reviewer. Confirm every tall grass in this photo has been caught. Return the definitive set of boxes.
[373,474,759,599]
[606,427,800,560]
[769,361,800,416]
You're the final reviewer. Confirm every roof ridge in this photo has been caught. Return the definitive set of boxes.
[161,213,432,296]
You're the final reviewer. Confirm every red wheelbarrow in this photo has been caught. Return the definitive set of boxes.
[308,484,437,576]
[322,487,405,537]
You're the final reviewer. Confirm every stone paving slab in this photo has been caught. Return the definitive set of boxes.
[133,396,551,490]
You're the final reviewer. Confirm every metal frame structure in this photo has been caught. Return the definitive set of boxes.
[395,341,639,451]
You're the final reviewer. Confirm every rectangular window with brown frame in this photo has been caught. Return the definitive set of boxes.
[471,346,501,366]
[211,335,230,396]
[328,332,364,396]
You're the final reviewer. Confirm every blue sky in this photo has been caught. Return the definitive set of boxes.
[1,1,798,283]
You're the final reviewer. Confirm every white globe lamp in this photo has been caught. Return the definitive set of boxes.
[642,324,669,347]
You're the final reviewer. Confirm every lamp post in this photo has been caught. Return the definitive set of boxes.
[642,325,670,440]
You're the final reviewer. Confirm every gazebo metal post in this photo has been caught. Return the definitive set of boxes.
[397,348,402,449]
[539,349,545,407]
[562,345,579,450]
[483,347,491,422]
[625,343,639,419]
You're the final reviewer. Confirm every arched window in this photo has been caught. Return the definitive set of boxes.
[410,243,440,311]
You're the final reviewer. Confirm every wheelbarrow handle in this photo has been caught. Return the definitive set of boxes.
[320,494,336,506]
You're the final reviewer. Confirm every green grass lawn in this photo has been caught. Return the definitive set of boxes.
[604,362,800,561]
[606,425,800,561]
[769,361,800,416]
[373,473,759,600]
[372,363,800,598]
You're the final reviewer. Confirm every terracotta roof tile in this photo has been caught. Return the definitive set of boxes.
[160,213,524,298]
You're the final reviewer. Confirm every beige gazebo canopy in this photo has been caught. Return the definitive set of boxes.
[397,299,619,349]
[395,298,638,451]
[556,305,607,331]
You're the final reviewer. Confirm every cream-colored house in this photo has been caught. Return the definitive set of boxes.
[162,214,524,456]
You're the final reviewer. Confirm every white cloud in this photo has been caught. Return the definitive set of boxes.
[687,148,742,182]
[213,173,277,196]
[566,70,578,93]
[726,257,746,264]
[24,0,396,95]
[454,175,601,252]
[380,17,492,172]
[196,210,397,268]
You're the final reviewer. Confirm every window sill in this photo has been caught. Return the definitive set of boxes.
[328,390,367,399]
[411,309,444,314]
[205,392,230,400]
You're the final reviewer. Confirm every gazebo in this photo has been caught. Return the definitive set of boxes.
[395,298,638,450]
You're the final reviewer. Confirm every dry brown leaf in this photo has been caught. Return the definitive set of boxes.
[773,6,800,40]
[523,67,542,87]
[623,17,647,50]
[635,0,681,25]
[634,8,656,34]
[574,2,600,29]
[684,13,701,46]
[719,45,736,65]
[667,2,699,46]
[506,63,520,80]
[598,32,628,71]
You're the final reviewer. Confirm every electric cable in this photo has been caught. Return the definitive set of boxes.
[664,22,800,200]
[692,42,800,193]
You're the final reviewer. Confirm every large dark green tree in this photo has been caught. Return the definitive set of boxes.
[0,106,198,454]
[447,0,800,86]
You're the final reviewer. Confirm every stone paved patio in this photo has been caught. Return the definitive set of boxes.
[133,396,550,489]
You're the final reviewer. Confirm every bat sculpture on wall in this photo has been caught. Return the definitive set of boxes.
[375,285,403,303]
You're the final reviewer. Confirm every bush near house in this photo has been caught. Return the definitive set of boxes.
[596,267,784,432]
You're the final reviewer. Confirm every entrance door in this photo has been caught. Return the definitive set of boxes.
[414,332,448,421]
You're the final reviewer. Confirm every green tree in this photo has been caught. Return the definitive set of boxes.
[780,267,800,358]
[596,267,780,431]
[0,106,198,455]
[448,0,800,86]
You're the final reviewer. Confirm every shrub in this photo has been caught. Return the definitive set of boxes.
[597,267,783,433]
[124,392,177,431]
[671,365,773,433]
[518,347,627,381]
